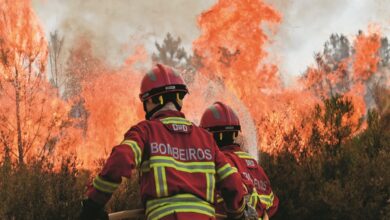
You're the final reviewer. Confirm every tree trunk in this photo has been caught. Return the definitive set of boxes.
[14,68,24,164]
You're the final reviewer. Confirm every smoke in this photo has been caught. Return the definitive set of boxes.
[184,73,258,160]
[32,0,215,66]
[33,0,390,79]
[30,0,390,161]
[31,0,259,160]
[265,0,390,82]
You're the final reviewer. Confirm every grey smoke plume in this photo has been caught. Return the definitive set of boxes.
[31,0,390,158]
[31,0,259,158]
[266,0,390,82]
[32,0,215,66]
[33,0,390,78]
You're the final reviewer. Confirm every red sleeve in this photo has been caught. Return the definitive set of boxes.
[214,146,246,219]
[86,124,147,205]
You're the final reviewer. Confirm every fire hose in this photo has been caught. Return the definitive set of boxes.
[108,209,144,220]
[108,210,264,220]
[108,195,261,220]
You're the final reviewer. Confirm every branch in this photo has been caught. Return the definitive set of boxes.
[0,130,17,159]
[24,98,45,154]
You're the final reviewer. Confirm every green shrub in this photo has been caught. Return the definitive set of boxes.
[262,94,390,220]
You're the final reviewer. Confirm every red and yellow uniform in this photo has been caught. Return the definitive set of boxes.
[87,110,246,220]
[215,144,279,220]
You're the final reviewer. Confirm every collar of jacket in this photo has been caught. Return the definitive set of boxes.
[219,144,242,152]
[220,144,242,152]
[150,110,186,120]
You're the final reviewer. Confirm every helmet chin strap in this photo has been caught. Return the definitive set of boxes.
[144,98,182,120]
[213,131,237,148]
[144,103,164,120]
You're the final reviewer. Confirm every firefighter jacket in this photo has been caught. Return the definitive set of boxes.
[215,144,279,219]
[87,110,246,220]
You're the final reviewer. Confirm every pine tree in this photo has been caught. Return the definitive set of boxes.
[152,33,190,68]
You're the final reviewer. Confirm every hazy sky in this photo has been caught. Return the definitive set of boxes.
[32,0,390,79]
[268,0,390,79]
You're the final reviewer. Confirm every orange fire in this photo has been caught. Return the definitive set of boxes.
[0,0,79,164]
[77,47,147,167]
[193,0,384,155]
[0,0,387,167]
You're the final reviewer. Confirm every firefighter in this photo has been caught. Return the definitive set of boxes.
[79,64,247,220]
[200,102,279,220]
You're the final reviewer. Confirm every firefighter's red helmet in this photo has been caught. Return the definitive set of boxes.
[139,63,188,101]
[200,102,241,132]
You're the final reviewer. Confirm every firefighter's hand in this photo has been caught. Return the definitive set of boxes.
[79,199,108,220]
[263,211,269,220]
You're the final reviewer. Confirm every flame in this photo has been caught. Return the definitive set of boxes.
[1,0,388,167]
[353,27,381,81]
[193,0,384,156]
[0,0,79,164]
[78,47,147,167]
[193,0,284,154]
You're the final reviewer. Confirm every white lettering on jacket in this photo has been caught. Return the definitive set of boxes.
[254,178,267,191]
[172,124,188,132]
[150,142,212,161]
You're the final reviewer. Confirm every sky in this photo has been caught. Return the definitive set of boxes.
[32,0,390,79]
[268,0,390,80]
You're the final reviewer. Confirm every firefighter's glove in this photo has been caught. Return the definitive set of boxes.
[243,204,258,220]
[79,199,108,220]
[227,203,257,220]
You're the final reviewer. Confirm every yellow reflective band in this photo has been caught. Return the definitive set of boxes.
[161,117,189,122]
[216,213,227,218]
[148,156,215,174]
[217,164,237,181]
[146,194,211,213]
[206,173,215,203]
[238,199,246,213]
[259,199,272,209]
[217,197,224,203]
[161,167,168,197]
[121,140,142,167]
[146,194,215,220]
[249,191,259,208]
[160,117,192,125]
[154,167,168,197]
[148,204,214,220]
[160,120,192,125]
[92,176,119,194]
[234,151,254,159]
[161,120,191,125]
[259,192,274,209]
[153,168,161,197]
[140,160,150,172]
[216,194,224,203]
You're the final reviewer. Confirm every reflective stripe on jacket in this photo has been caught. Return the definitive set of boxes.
[87,110,245,219]
[215,144,279,219]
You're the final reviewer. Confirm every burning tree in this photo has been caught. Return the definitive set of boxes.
[0,0,77,164]
[48,31,65,90]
